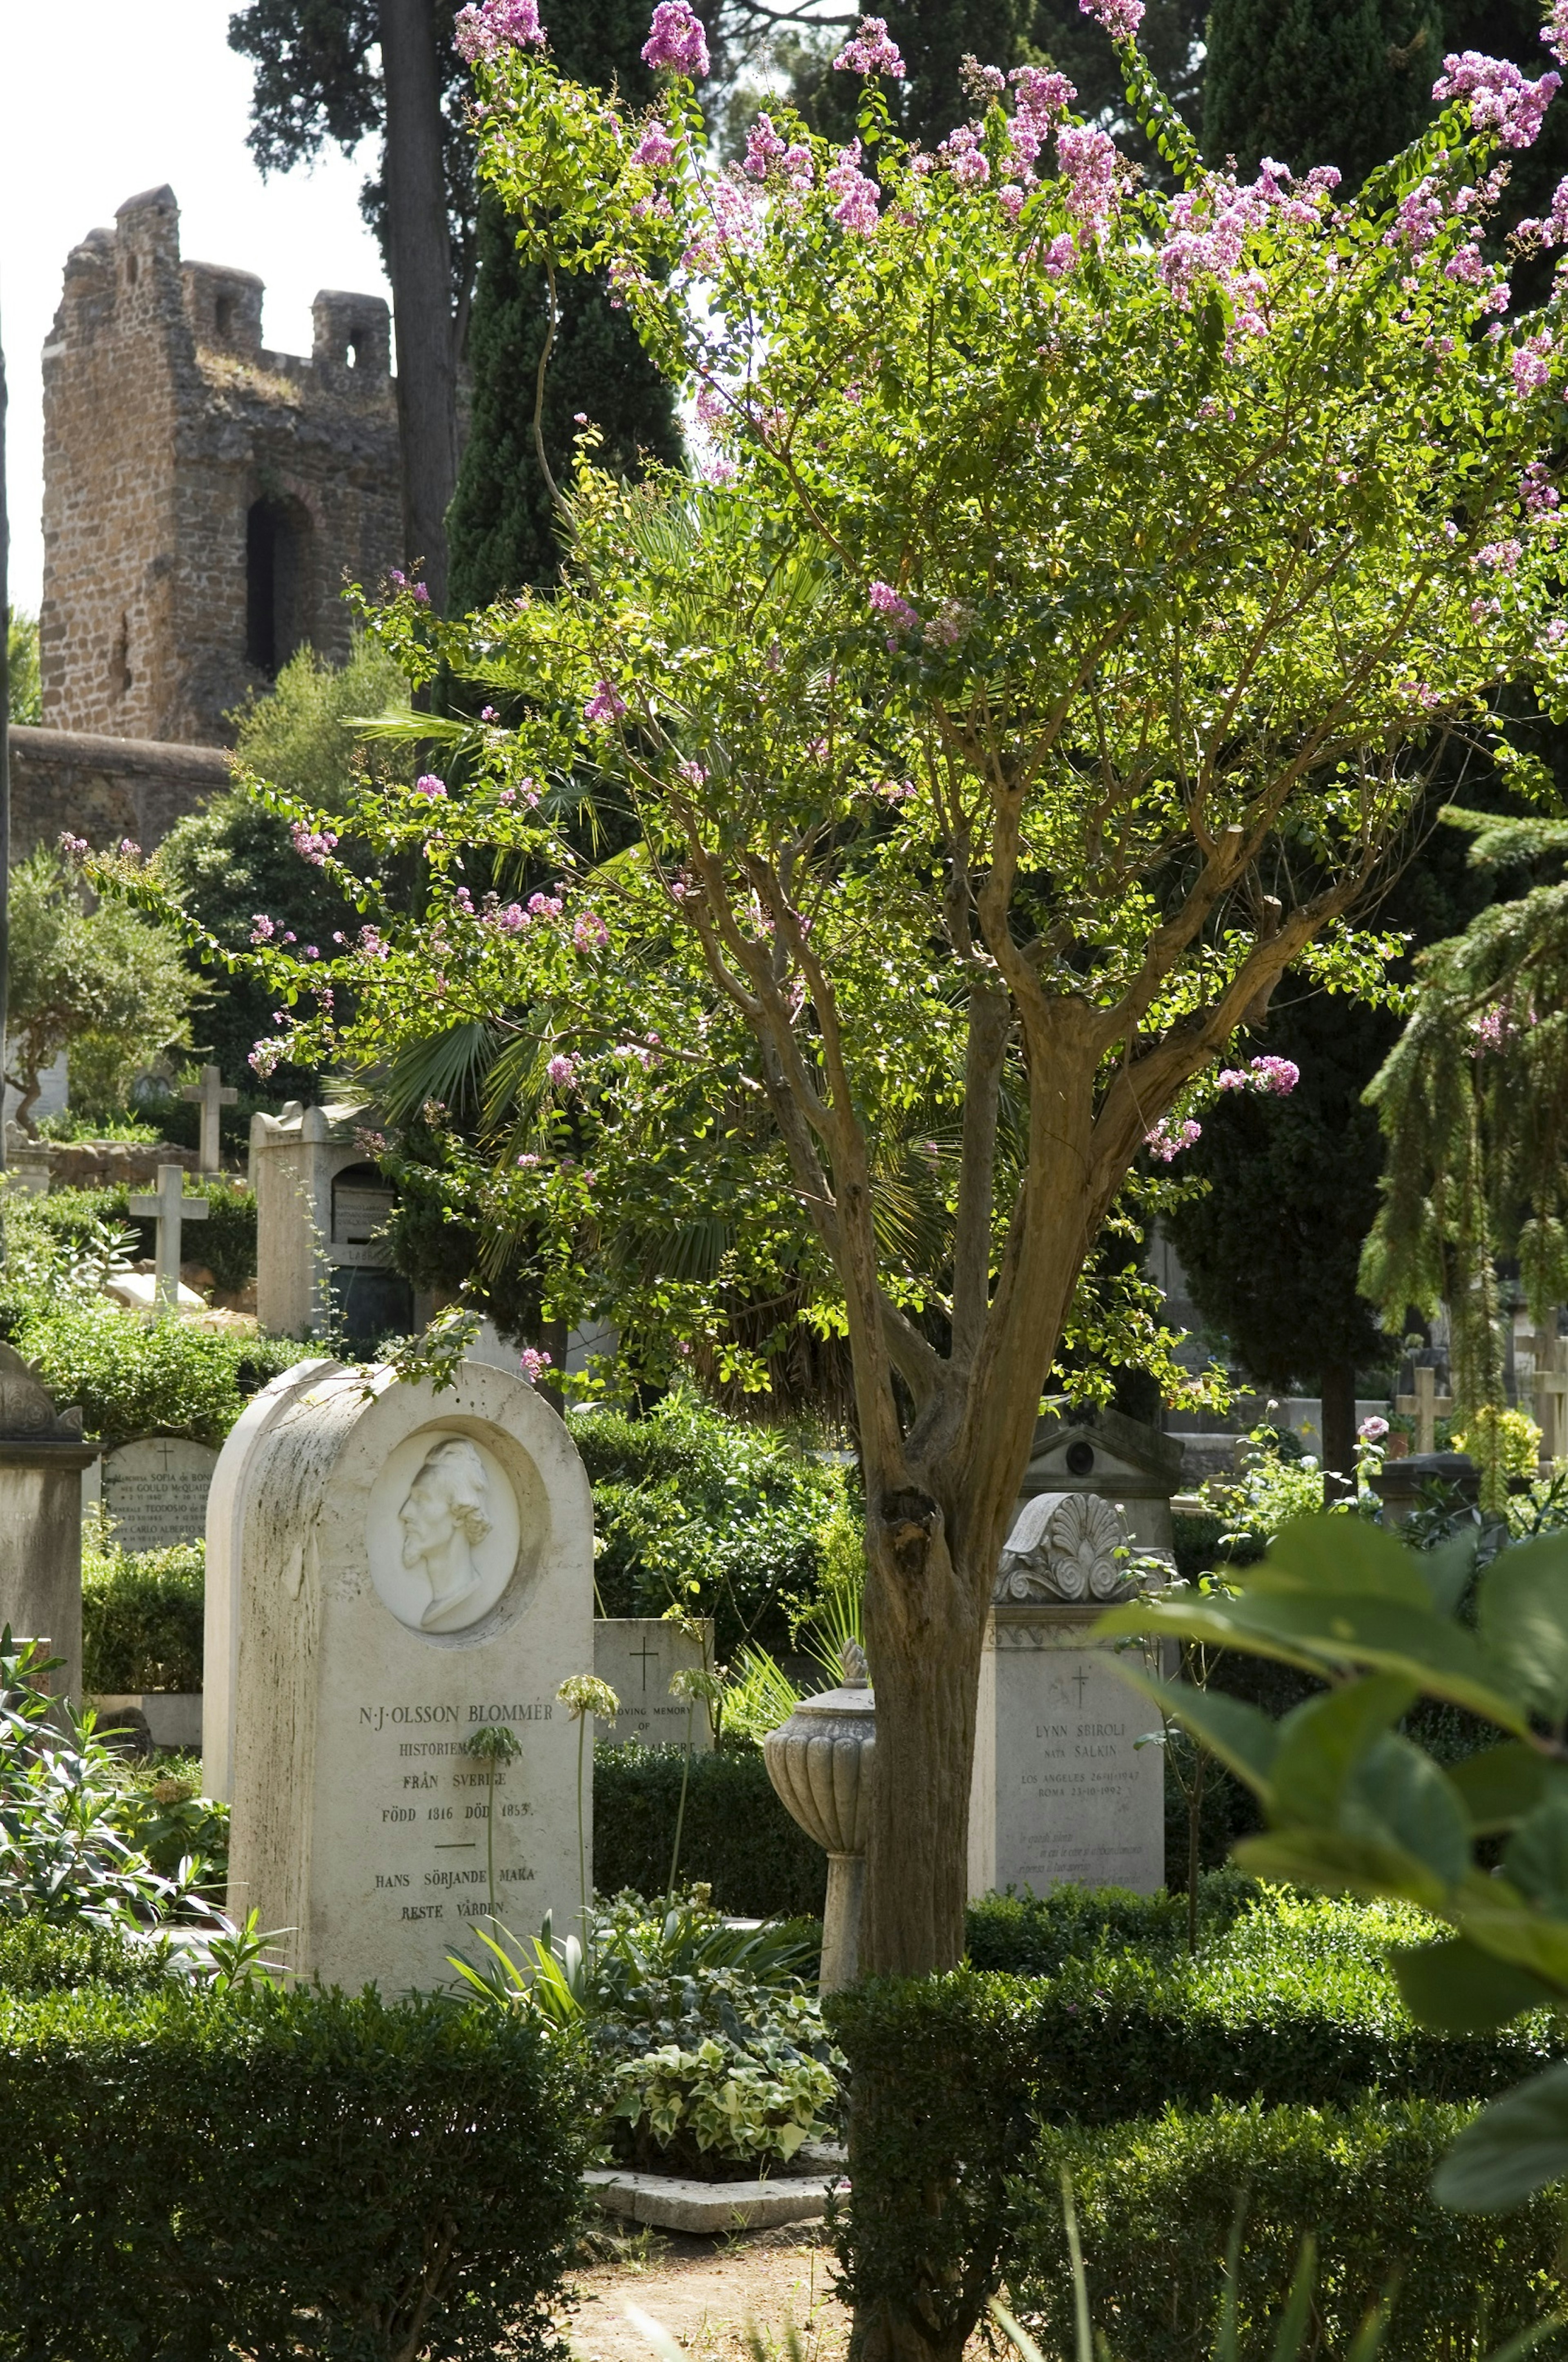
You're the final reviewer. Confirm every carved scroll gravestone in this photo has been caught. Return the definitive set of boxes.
[220,1361,593,1992]
[967,1490,1169,1899]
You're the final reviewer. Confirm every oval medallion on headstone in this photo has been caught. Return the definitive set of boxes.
[365,1426,525,1634]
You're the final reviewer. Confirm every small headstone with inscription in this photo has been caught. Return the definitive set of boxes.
[594,1618,713,1749]
[94,1435,219,1552]
[223,1359,592,1992]
[967,1491,1168,1899]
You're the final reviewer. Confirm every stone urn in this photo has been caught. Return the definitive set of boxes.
[764,1643,875,1992]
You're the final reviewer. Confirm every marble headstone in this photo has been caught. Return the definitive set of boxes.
[94,1435,219,1552]
[0,1344,99,1708]
[594,1618,713,1749]
[223,1360,594,1991]
[968,1488,1168,1899]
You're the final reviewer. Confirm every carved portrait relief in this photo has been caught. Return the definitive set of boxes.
[367,1427,523,1633]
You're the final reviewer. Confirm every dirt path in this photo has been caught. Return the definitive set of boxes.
[564,2226,850,2362]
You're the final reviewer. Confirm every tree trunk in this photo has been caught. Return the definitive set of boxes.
[1320,1356,1358,1504]
[379,0,458,611]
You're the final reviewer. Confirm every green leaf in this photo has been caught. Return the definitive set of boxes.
[1390,1936,1557,2032]
[1233,1827,1454,1910]
[1447,1744,1554,1834]
[1505,1793,1568,1914]
[1101,1664,1278,1796]
[1416,1532,1477,1619]
[1270,1675,1418,1829]
[1340,1735,1469,1892]
[1477,1536,1568,1726]
[1431,2063,1568,2212]
[1253,1517,1432,1607]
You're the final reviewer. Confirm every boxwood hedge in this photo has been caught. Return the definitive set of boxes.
[593,1739,826,1917]
[0,1973,592,2362]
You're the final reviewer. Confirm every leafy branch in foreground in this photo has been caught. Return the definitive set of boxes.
[1098,1512,1568,2212]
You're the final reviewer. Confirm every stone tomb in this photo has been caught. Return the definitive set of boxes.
[967,1487,1168,1899]
[222,1360,593,1992]
[594,1618,713,1750]
[251,1104,413,1349]
[0,1344,99,1708]
[86,1434,219,1552]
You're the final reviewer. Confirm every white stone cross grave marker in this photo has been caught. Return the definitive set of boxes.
[181,1064,237,1176]
[1395,1363,1453,1455]
[128,1164,209,1311]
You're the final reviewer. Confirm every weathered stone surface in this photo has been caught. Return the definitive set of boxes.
[97,1436,218,1552]
[40,186,401,749]
[594,1619,713,1751]
[0,1345,99,1709]
[584,2168,842,2233]
[222,1361,593,1992]
[7,725,232,860]
[764,1653,875,1991]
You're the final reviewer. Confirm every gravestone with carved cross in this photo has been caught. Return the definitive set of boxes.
[1396,1363,1454,1456]
[592,1618,713,1750]
[128,1165,209,1312]
[182,1064,237,1178]
[1534,1330,1568,1467]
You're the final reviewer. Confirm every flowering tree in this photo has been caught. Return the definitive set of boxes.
[99,0,1568,1990]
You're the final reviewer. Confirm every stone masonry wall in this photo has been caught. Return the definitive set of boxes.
[41,186,403,747]
[7,725,233,861]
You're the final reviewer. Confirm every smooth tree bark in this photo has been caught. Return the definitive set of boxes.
[380,0,459,608]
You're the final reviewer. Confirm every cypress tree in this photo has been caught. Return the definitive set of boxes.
[1203,0,1443,188]
[446,0,682,611]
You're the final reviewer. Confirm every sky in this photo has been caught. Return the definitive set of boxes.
[0,2,392,617]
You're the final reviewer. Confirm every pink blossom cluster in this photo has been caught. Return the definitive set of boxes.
[517,1347,554,1383]
[633,120,675,170]
[1055,125,1118,239]
[1040,232,1078,277]
[359,926,390,958]
[546,1052,579,1087]
[682,172,764,272]
[1216,1055,1300,1095]
[1432,51,1560,149]
[939,125,990,185]
[58,831,88,861]
[741,115,810,187]
[414,773,448,798]
[1521,460,1560,513]
[641,0,708,78]
[1003,65,1075,181]
[573,911,610,950]
[833,15,905,77]
[249,1037,285,1079]
[1359,1415,1390,1441]
[1546,2,1568,69]
[1384,177,1443,257]
[826,140,881,234]
[291,821,339,865]
[584,680,628,724]
[1476,536,1523,571]
[454,0,546,60]
[1470,1005,1520,1053]
[870,579,919,633]
[677,757,708,786]
[1145,1116,1201,1162]
[250,913,277,945]
[1079,0,1143,37]
[1511,329,1555,394]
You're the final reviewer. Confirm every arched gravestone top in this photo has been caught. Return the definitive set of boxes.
[0,1344,85,1442]
[224,1360,593,1994]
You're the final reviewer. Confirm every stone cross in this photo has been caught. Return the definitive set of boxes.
[128,1164,209,1311]
[1535,1331,1568,1467]
[1396,1363,1454,1455]
[181,1064,237,1177]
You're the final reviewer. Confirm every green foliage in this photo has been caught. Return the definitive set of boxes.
[82,1538,205,1694]
[722,1645,804,1745]
[592,1742,828,1917]
[6,611,40,724]
[964,1867,1262,1975]
[571,1391,843,1658]
[6,849,200,1132]
[607,2030,836,2175]
[4,1299,312,1449]
[0,1974,590,2362]
[0,1916,167,1995]
[1097,1516,1568,2210]
[1014,2099,1566,2362]
[1203,0,1444,190]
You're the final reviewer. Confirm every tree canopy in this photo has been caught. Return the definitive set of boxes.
[99,0,1568,1995]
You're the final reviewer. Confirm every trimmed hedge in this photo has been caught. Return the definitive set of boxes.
[826,1896,1564,2362]
[1017,2100,1566,2362]
[0,1974,591,2361]
[82,1540,205,1693]
[594,1740,827,1917]
[965,1867,1261,1974]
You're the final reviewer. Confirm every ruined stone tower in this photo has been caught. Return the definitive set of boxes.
[40,186,403,747]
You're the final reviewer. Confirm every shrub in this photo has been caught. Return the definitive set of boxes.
[571,1390,842,1658]
[108,1173,257,1294]
[964,1869,1261,1976]
[83,1539,205,1692]
[827,1895,1562,2362]
[1014,2100,1566,2362]
[593,1740,827,1918]
[8,1299,311,1447]
[0,1918,166,1995]
[0,1978,591,2362]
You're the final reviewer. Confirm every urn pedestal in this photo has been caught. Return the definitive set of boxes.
[764,1650,875,1991]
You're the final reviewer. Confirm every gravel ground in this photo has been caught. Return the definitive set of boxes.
[562,2224,850,2362]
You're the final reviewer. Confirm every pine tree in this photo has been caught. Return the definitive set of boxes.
[446,0,682,609]
[1203,0,1444,189]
